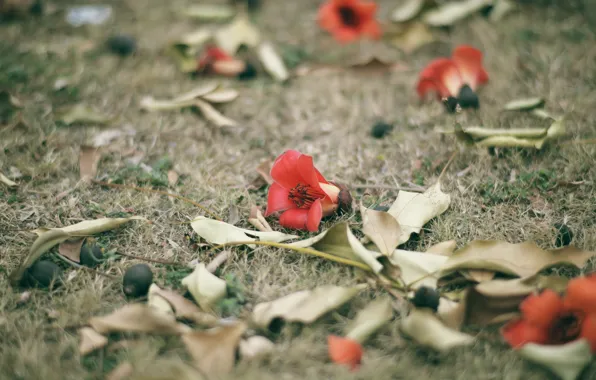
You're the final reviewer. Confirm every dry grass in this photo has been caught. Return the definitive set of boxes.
[1,0,596,379]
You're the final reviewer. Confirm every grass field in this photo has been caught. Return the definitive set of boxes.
[1,0,596,379]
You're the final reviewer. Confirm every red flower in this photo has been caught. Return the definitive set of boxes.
[501,275,596,352]
[318,0,382,43]
[265,150,351,232]
[327,335,363,370]
[197,45,254,78]
[416,45,488,110]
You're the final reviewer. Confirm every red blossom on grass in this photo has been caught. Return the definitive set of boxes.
[501,275,596,352]
[327,335,363,370]
[196,45,254,79]
[265,150,351,232]
[318,0,382,43]
[416,45,489,111]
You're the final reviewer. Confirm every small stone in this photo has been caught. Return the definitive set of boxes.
[106,34,137,56]
[370,121,394,139]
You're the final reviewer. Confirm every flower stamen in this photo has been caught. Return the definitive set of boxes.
[549,311,583,344]
[288,184,325,209]
[338,6,359,27]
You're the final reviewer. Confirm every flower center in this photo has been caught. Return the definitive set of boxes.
[549,311,583,344]
[338,6,359,27]
[288,183,325,209]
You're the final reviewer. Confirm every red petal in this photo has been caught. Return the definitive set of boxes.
[430,59,464,97]
[265,183,295,216]
[501,319,549,348]
[564,275,596,315]
[306,199,323,232]
[279,208,310,231]
[452,45,487,91]
[327,335,363,371]
[318,2,341,31]
[417,58,455,99]
[520,290,564,329]
[270,150,302,190]
[334,28,360,43]
[360,20,382,40]
[296,154,323,191]
[356,1,377,18]
[580,314,596,353]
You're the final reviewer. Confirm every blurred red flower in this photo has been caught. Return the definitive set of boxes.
[318,0,381,43]
[327,335,363,370]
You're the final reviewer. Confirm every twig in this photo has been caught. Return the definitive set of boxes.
[349,184,425,192]
[116,252,185,267]
[438,151,458,182]
[206,250,231,273]
[53,253,118,279]
[91,180,221,221]
[209,241,373,272]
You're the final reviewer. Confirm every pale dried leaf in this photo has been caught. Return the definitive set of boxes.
[254,159,274,186]
[239,336,275,360]
[184,4,235,21]
[391,0,426,22]
[139,83,219,111]
[78,327,108,355]
[89,304,190,335]
[423,0,493,26]
[387,249,448,289]
[151,285,218,326]
[181,263,227,310]
[190,215,297,247]
[195,98,238,127]
[58,104,112,125]
[503,97,544,111]
[148,284,175,316]
[79,145,102,181]
[360,202,401,256]
[167,170,179,186]
[251,284,366,329]
[200,88,239,103]
[257,42,289,82]
[0,172,17,187]
[182,322,247,376]
[214,15,260,55]
[387,181,451,245]
[519,340,592,380]
[58,237,86,263]
[460,269,496,283]
[346,297,393,343]
[426,240,457,255]
[400,308,475,352]
[289,222,384,273]
[106,362,134,380]
[248,205,273,232]
[389,22,436,54]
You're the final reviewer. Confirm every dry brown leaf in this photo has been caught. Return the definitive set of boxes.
[460,269,496,283]
[239,336,275,361]
[360,202,401,256]
[214,15,260,55]
[345,297,393,343]
[439,241,596,278]
[151,285,218,326]
[148,284,175,316]
[389,22,436,54]
[195,98,238,127]
[89,304,191,335]
[349,57,405,74]
[0,171,17,187]
[426,240,457,255]
[248,205,273,232]
[255,159,274,185]
[181,263,227,310]
[79,145,102,181]
[78,327,108,356]
[105,361,134,380]
[182,322,247,376]
[387,249,449,289]
[57,237,86,263]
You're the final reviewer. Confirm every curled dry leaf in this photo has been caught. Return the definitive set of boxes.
[139,83,219,111]
[255,159,274,186]
[346,297,393,343]
[460,269,496,283]
[181,263,227,310]
[239,336,275,361]
[518,339,592,380]
[387,249,448,289]
[248,205,273,232]
[360,202,401,256]
[190,215,298,246]
[389,22,436,54]
[391,0,426,22]
[252,284,366,329]
[289,222,384,273]
[426,240,457,255]
[150,284,218,326]
[200,88,239,103]
[182,322,247,376]
[79,145,102,181]
[78,327,108,356]
[400,308,475,352]
[214,15,260,55]
[439,240,596,279]
[257,42,289,82]
[503,97,544,111]
[148,284,175,316]
[9,216,145,286]
[423,0,492,26]
[105,361,134,380]
[184,4,235,21]
[89,303,190,335]
[57,237,86,263]
[57,104,112,125]
[0,171,17,187]
[387,181,451,245]
[194,98,238,128]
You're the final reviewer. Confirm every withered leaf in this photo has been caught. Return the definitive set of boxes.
[57,237,86,263]
[89,303,191,335]
[79,145,102,181]
[181,263,227,311]
[78,327,108,355]
[360,202,401,256]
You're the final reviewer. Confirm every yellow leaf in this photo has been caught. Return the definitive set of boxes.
[400,308,475,351]
[183,4,235,22]
[519,340,592,380]
[257,41,289,82]
[360,202,401,255]
[181,263,227,311]
[345,297,393,343]
[78,327,108,356]
[0,171,17,187]
[423,0,493,26]
[391,0,426,22]
[503,97,544,111]
[89,304,190,335]
[387,249,448,289]
[214,15,260,55]
[389,22,436,54]
[57,103,113,125]
[194,98,238,127]
[150,284,218,326]
[139,83,219,111]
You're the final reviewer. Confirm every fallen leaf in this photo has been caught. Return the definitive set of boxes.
[254,159,274,185]
[387,181,451,245]
[503,97,544,111]
[257,42,289,82]
[190,215,298,246]
[78,327,108,355]
[182,322,247,376]
[57,104,112,125]
[248,205,273,232]
[0,171,17,187]
[251,284,366,329]
[184,4,235,21]
[139,83,219,111]
[214,15,260,55]
[194,98,238,128]
[200,88,239,103]
[57,237,86,263]
[10,216,145,286]
[105,362,134,380]
[489,0,515,22]
[423,0,493,26]
[89,304,190,335]
[387,249,448,288]
[360,202,401,256]
[348,56,404,74]
[391,0,426,22]
[426,240,457,255]
[289,222,384,273]
[460,269,496,283]
[91,127,135,147]
[518,340,592,380]
[148,284,175,316]
[239,336,275,360]
[128,360,205,380]
[181,263,227,310]
[439,241,596,278]
[346,297,393,343]
[167,170,179,186]
[400,308,475,352]
[79,145,102,181]
[150,284,218,326]
[389,22,436,54]
[328,335,363,370]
